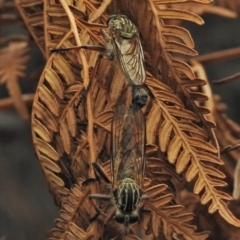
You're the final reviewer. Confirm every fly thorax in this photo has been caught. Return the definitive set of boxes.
[115,178,140,212]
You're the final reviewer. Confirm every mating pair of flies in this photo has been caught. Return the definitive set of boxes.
[52,15,149,235]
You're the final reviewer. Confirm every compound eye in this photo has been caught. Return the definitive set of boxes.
[107,14,129,26]
[107,15,117,25]
[129,214,139,224]
[115,214,125,223]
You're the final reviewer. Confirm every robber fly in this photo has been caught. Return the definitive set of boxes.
[89,102,148,235]
[51,15,148,108]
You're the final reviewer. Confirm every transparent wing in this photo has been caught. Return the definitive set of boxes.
[111,103,146,189]
[113,35,146,86]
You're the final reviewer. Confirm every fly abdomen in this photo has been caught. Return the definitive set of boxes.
[116,178,140,212]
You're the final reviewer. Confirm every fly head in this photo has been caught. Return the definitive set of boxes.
[132,86,148,108]
[107,15,138,39]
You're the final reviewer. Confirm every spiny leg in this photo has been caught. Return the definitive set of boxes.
[82,162,111,186]
[50,45,106,54]
[88,193,114,239]
[51,44,106,109]
[89,198,116,239]
[139,195,151,215]
[92,162,111,184]
[88,197,102,222]
[88,194,111,221]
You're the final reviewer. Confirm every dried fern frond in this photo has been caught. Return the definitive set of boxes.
[166,2,237,19]
[0,41,30,119]
[14,0,46,57]
[31,4,120,205]
[116,0,218,149]
[49,180,98,240]
[146,75,240,226]
[44,0,87,57]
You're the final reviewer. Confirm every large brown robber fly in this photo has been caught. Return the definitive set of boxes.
[88,101,148,235]
[51,15,148,108]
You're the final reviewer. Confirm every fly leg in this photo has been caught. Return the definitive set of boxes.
[100,206,116,238]
[82,162,111,186]
[83,163,113,223]
[88,194,115,239]
[51,45,106,109]
[140,195,149,207]
[50,45,106,54]
[88,194,112,222]
[89,194,116,238]
[92,162,112,184]
[139,195,150,214]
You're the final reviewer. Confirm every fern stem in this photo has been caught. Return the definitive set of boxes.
[0,94,33,110]
[88,0,112,23]
[58,1,98,238]
[59,0,90,89]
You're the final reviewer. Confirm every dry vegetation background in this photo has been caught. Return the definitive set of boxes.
[2,0,240,240]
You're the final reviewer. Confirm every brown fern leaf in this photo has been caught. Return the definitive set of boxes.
[43,0,87,57]
[116,0,218,150]
[166,2,237,19]
[32,33,82,205]
[143,184,209,239]
[44,1,109,56]
[14,0,46,57]
[31,2,124,205]
[145,75,240,227]
[48,180,97,240]
[88,0,112,23]
[0,41,30,119]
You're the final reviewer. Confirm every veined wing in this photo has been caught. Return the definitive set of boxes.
[113,35,146,86]
[111,103,146,189]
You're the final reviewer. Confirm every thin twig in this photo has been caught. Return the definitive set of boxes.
[213,72,240,85]
[0,94,34,110]
[221,144,240,155]
[194,47,240,64]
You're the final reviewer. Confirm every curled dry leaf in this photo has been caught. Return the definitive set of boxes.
[0,41,29,119]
